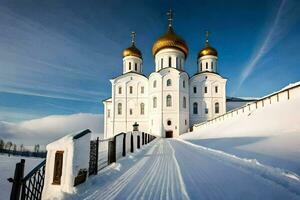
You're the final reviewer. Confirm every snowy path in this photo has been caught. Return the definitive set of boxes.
[70,139,300,200]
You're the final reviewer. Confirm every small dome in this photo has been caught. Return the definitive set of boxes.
[198,31,218,58]
[123,46,142,59]
[198,46,218,58]
[152,27,188,58]
[122,32,142,59]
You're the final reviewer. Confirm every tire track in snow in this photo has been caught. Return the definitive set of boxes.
[115,139,190,200]
[80,141,159,200]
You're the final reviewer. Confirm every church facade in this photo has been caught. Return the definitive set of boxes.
[103,12,227,139]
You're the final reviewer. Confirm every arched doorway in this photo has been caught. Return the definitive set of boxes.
[165,131,173,138]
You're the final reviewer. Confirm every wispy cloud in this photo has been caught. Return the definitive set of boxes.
[0,113,103,145]
[236,0,297,93]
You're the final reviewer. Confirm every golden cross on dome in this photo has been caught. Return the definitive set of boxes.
[131,31,135,46]
[167,9,173,27]
[205,31,209,46]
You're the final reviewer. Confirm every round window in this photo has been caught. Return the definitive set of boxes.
[167,120,172,126]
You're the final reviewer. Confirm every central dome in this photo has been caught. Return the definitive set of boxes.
[152,27,188,58]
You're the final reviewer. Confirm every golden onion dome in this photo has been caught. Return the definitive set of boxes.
[122,32,142,59]
[198,31,218,58]
[152,27,188,58]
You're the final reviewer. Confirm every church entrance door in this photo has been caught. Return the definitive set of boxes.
[165,131,173,138]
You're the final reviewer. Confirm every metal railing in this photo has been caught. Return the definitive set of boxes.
[88,132,156,176]
[8,159,46,200]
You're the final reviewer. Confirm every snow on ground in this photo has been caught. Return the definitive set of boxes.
[67,139,300,200]
[0,154,43,200]
[180,93,300,175]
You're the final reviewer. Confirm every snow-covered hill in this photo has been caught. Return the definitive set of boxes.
[181,83,300,174]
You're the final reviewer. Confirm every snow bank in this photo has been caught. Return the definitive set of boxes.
[181,83,300,174]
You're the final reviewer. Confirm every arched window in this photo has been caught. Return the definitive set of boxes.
[193,86,197,94]
[129,62,131,70]
[215,102,219,114]
[153,80,157,88]
[129,86,133,94]
[204,86,208,93]
[141,86,144,94]
[206,62,208,69]
[183,80,186,88]
[176,57,178,68]
[193,102,198,114]
[167,120,172,126]
[205,108,209,114]
[167,79,172,86]
[211,61,213,70]
[168,57,172,67]
[153,97,157,108]
[140,103,145,115]
[135,63,137,71]
[129,109,133,115]
[215,86,218,93]
[118,103,122,115]
[183,97,186,108]
[118,87,122,94]
[200,62,202,71]
[161,58,163,68]
[180,59,182,68]
[166,95,172,107]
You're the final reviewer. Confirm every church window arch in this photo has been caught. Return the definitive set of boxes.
[167,120,172,126]
[153,80,157,88]
[140,103,145,115]
[176,57,178,68]
[129,62,132,70]
[167,79,172,86]
[205,108,209,114]
[161,58,163,68]
[141,86,144,94]
[118,103,122,115]
[211,61,213,70]
[193,102,198,114]
[183,96,187,108]
[183,80,186,88]
[215,86,218,93]
[166,95,172,107]
[129,109,133,115]
[204,86,208,93]
[193,86,197,94]
[206,62,208,69]
[129,86,133,94]
[135,63,137,71]
[215,102,219,114]
[168,57,172,67]
[118,87,122,94]
[153,97,157,108]
[200,62,202,71]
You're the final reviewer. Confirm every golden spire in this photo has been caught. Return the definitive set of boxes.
[167,9,173,28]
[205,31,209,47]
[131,31,135,46]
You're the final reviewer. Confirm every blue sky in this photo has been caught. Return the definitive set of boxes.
[0,0,300,123]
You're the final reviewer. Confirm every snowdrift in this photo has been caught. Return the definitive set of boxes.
[181,83,300,174]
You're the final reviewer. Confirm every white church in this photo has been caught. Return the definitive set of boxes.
[103,11,227,138]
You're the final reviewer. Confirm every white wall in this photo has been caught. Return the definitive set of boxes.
[189,72,227,126]
[154,48,185,71]
[106,73,149,139]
